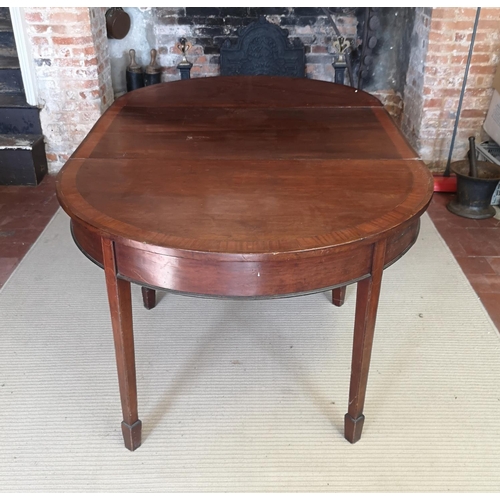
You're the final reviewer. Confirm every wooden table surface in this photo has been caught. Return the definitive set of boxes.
[56,76,434,451]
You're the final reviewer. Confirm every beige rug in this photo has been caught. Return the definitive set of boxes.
[0,209,499,492]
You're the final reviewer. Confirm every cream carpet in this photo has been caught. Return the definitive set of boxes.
[1,210,499,492]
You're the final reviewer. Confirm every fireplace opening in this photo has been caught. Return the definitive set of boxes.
[108,7,415,121]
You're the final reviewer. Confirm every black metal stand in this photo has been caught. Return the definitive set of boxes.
[144,73,161,86]
[333,61,347,85]
[126,70,144,92]
[177,61,193,80]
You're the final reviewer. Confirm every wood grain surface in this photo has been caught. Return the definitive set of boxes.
[56,76,432,262]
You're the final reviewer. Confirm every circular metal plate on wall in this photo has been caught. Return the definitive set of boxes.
[106,8,131,40]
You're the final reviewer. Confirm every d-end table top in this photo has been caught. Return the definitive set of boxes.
[56,76,433,257]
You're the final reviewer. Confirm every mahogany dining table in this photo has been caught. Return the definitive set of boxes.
[56,76,433,451]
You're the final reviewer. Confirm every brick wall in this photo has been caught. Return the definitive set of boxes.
[23,7,113,173]
[403,7,500,171]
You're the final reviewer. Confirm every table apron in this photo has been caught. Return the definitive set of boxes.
[71,218,420,298]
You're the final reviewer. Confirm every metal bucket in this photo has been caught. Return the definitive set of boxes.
[447,160,500,219]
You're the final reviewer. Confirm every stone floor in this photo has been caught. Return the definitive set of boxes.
[0,175,59,288]
[426,191,500,328]
[0,176,499,330]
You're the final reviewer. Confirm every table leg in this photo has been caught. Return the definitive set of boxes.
[332,286,346,307]
[102,238,142,451]
[344,239,386,444]
[141,286,157,310]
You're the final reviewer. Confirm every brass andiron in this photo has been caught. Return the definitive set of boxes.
[322,7,354,86]
[144,48,161,87]
[332,36,351,85]
[177,38,193,80]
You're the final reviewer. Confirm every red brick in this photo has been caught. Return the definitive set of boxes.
[30,36,50,46]
[193,45,207,57]
[428,42,468,55]
[76,79,100,89]
[474,42,495,54]
[472,33,490,43]
[428,31,453,43]
[84,57,98,67]
[470,53,492,64]
[424,98,446,108]
[464,87,492,97]
[425,66,441,77]
[431,8,476,20]
[58,48,72,58]
[72,46,96,58]
[434,20,477,31]
[451,55,467,65]
[429,8,448,18]
[52,58,81,67]
[478,19,500,30]
[426,54,450,65]
[453,8,477,19]
[74,67,98,78]
[454,20,480,30]
[480,8,500,20]
[51,24,90,36]
[430,20,444,31]
[460,109,487,118]
[30,24,52,34]
[48,10,90,25]
[53,36,93,46]
[472,76,486,87]
[24,11,45,23]
[163,67,178,76]
[424,87,460,98]
[469,65,496,75]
